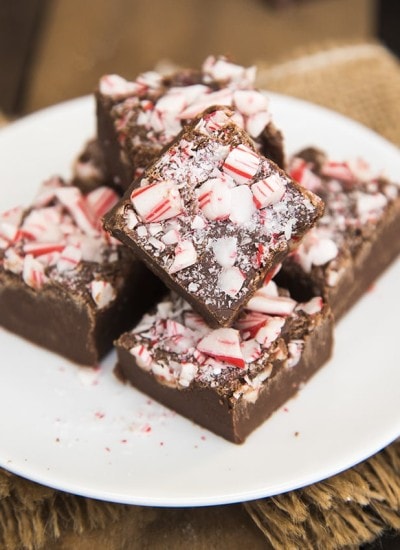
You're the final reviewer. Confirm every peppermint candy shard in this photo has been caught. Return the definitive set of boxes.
[251,174,286,209]
[0,206,24,244]
[89,279,116,309]
[296,296,323,315]
[169,240,197,274]
[22,254,47,290]
[197,328,246,368]
[131,181,183,223]
[233,90,268,117]
[222,144,260,185]
[130,344,153,370]
[217,267,245,297]
[196,177,232,221]
[55,187,97,236]
[246,111,271,138]
[86,186,119,221]
[246,287,297,316]
[99,74,142,99]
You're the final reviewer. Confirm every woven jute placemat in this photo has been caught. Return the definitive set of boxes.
[1,41,400,550]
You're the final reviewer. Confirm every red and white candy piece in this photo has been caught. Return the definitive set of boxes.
[153,91,186,136]
[56,244,82,273]
[131,181,183,224]
[124,209,139,230]
[183,310,210,336]
[23,254,47,290]
[229,185,256,225]
[289,158,322,192]
[164,318,188,339]
[33,176,63,207]
[217,266,245,297]
[164,332,195,355]
[296,296,323,315]
[179,89,233,120]
[197,327,245,368]
[22,242,65,257]
[161,228,181,245]
[169,240,197,274]
[99,74,142,99]
[80,235,105,263]
[247,286,296,316]
[356,191,387,220]
[254,316,285,347]
[196,177,232,221]
[347,157,374,182]
[246,111,271,138]
[155,90,187,114]
[251,174,286,209]
[321,161,355,184]
[200,109,231,133]
[55,187,97,236]
[89,279,116,309]
[202,56,256,87]
[190,215,206,230]
[178,362,198,388]
[136,70,162,89]
[297,233,338,271]
[0,206,23,244]
[240,339,262,363]
[169,84,211,105]
[223,144,260,185]
[212,236,237,268]
[21,208,63,243]
[235,311,270,339]
[86,186,119,221]
[3,248,24,274]
[233,90,268,116]
[130,344,153,370]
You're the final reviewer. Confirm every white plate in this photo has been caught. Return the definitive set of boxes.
[0,95,399,507]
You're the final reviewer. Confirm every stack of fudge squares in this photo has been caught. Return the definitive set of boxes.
[1,56,399,443]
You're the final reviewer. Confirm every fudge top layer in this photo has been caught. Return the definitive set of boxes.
[104,107,324,327]
[116,273,326,402]
[98,55,278,179]
[0,177,127,309]
[287,148,400,288]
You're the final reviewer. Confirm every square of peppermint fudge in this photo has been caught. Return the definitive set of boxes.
[0,177,164,365]
[96,55,285,191]
[277,147,400,320]
[114,276,333,444]
[104,106,324,328]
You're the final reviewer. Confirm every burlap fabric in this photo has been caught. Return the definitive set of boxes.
[1,41,400,550]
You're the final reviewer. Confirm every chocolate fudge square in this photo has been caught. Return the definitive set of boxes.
[115,277,334,444]
[276,148,400,320]
[104,107,324,328]
[96,55,285,191]
[0,177,164,365]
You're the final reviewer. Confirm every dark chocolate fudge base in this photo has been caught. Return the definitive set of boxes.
[0,255,164,365]
[115,309,333,444]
